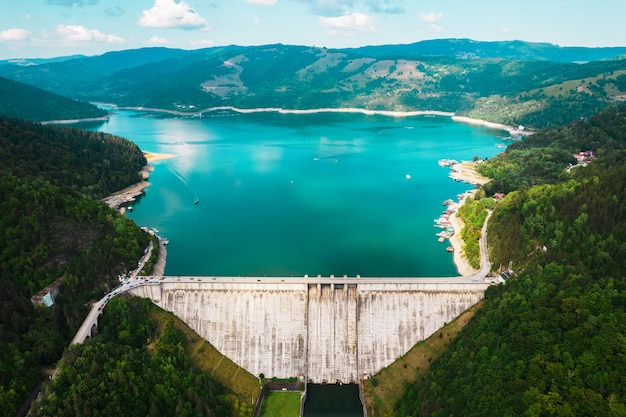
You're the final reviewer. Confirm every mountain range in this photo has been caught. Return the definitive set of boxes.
[2,39,626,128]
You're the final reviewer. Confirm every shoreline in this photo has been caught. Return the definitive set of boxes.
[101,164,153,210]
[102,152,175,210]
[448,161,491,185]
[144,151,176,162]
[451,115,532,136]
[440,162,491,276]
[40,115,110,125]
[447,191,481,276]
[103,160,169,275]
[118,104,455,119]
[110,103,527,136]
[151,240,167,276]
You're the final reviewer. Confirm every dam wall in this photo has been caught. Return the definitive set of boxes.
[307,283,359,383]
[129,279,486,383]
[134,281,309,380]
[356,282,485,378]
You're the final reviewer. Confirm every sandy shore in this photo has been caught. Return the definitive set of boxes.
[102,164,153,209]
[40,115,110,125]
[440,161,491,276]
[102,152,174,210]
[447,191,481,276]
[118,104,532,138]
[144,151,175,162]
[451,115,532,136]
[120,104,456,119]
[151,241,167,276]
[448,162,491,185]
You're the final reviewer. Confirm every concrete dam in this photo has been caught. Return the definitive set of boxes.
[129,276,489,383]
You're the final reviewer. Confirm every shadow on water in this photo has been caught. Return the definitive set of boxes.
[303,384,364,417]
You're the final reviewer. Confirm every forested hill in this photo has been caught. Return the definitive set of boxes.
[0,116,146,198]
[478,104,626,195]
[0,117,150,416]
[2,41,626,130]
[0,76,108,122]
[396,105,626,416]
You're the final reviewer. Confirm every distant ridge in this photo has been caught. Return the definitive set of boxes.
[344,38,626,62]
[1,39,625,129]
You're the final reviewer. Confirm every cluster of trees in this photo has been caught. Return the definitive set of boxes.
[0,116,147,198]
[0,117,151,416]
[34,298,231,417]
[0,173,151,416]
[478,105,626,195]
[0,76,107,122]
[478,147,576,195]
[395,105,626,415]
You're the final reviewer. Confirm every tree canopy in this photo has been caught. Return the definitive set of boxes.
[0,116,150,416]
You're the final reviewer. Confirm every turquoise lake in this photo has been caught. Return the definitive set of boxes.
[85,110,510,277]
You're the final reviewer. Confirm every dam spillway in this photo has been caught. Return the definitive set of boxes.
[129,277,488,383]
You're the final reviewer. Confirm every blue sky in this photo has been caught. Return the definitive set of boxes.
[0,0,623,60]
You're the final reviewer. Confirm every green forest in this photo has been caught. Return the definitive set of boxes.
[0,117,152,416]
[32,297,231,417]
[0,117,147,198]
[395,105,626,416]
[0,76,108,122]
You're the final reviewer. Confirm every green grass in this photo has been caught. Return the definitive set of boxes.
[259,392,302,417]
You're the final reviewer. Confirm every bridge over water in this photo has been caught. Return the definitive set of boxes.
[72,215,493,383]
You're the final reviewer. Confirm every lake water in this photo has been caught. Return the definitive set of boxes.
[84,109,507,277]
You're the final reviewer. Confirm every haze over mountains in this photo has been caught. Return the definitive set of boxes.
[2,38,626,128]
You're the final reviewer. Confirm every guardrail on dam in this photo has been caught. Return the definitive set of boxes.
[128,276,489,383]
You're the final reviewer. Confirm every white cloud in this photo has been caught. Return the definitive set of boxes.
[253,17,261,25]
[501,27,510,33]
[138,0,210,30]
[189,39,215,48]
[319,12,374,35]
[56,24,124,43]
[243,0,277,4]
[430,24,444,33]
[418,11,444,33]
[0,28,31,41]
[301,0,355,16]
[148,36,170,45]
[300,0,403,16]
[418,12,442,24]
